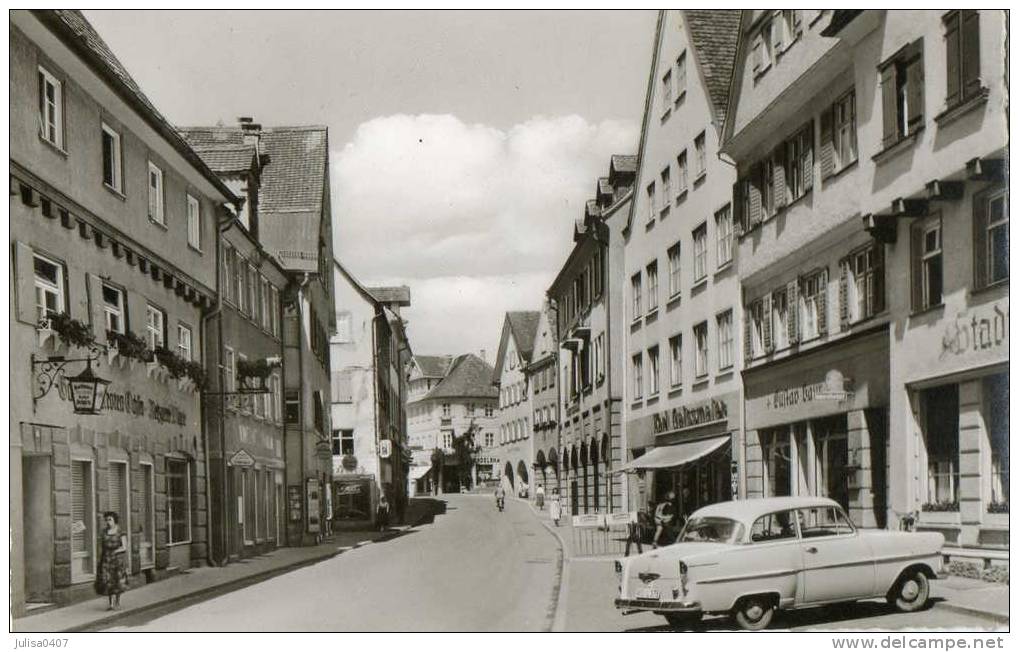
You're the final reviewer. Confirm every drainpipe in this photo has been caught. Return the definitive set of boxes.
[370,307,383,521]
[295,272,311,543]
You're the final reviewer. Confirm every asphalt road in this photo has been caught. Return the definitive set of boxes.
[104,494,559,632]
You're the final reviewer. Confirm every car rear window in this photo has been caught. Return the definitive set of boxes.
[677,517,745,544]
[749,510,798,543]
[797,506,854,538]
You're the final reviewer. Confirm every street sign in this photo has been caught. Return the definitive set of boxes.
[379,439,392,459]
[229,449,255,467]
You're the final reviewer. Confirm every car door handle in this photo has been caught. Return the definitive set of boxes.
[805,546,818,554]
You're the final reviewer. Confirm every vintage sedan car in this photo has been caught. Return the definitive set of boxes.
[614,497,945,630]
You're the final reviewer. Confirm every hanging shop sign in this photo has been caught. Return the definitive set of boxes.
[652,398,728,435]
[379,439,392,459]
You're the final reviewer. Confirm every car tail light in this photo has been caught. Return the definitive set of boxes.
[679,561,689,597]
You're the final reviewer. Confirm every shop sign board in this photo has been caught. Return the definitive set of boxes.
[766,370,856,410]
[572,514,605,528]
[606,512,636,526]
[55,381,188,425]
[287,485,302,522]
[229,449,255,467]
[307,479,321,533]
[652,398,728,436]
[379,439,392,459]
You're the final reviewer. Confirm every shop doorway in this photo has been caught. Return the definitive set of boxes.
[22,455,53,601]
[139,463,155,568]
[70,459,96,583]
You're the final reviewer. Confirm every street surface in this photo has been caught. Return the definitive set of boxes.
[105,494,558,632]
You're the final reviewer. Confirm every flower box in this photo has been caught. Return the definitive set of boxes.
[919,510,962,528]
[982,512,1009,530]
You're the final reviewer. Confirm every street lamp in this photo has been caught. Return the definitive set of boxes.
[66,358,110,415]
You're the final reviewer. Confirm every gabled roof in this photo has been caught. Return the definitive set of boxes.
[368,286,411,307]
[423,354,498,401]
[32,11,237,203]
[413,355,454,379]
[508,311,541,360]
[684,10,742,127]
[192,144,257,174]
[611,155,638,174]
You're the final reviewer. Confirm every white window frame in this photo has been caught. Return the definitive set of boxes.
[38,66,63,149]
[177,323,193,361]
[146,304,165,349]
[750,300,765,359]
[187,194,202,250]
[677,150,689,195]
[102,283,125,335]
[800,272,824,341]
[147,162,165,225]
[669,335,682,388]
[676,51,687,100]
[716,205,733,267]
[646,182,656,223]
[834,90,858,172]
[668,242,681,298]
[986,190,1009,284]
[101,123,123,192]
[631,353,643,400]
[166,458,192,545]
[694,322,708,378]
[660,167,671,212]
[33,252,65,326]
[631,273,642,321]
[648,346,660,397]
[224,346,236,393]
[694,132,706,178]
[717,310,734,371]
[921,220,943,310]
[772,290,789,350]
[69,457,96,582]
[646,261,659,314]
[693,223,708,282]
[661,69,673,113]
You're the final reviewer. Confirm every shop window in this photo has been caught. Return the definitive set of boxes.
[763,430,792,498]
[693,322,708,378]
[943,11,982,109]
[647,346,660,397]
[38,66,64,148]
[33,253,65,325]
[974,189,1008,288]
[631,353,643,400]
[646,261,658,313]
[879,40,925,149]
[630,273,642,321]
[167,458,192,544]
[842,243,885,325]
[669,334,682,388]
[750,510,797,543]
[923,384,959,510]
[986,374,1008,510]
[716,310,733,371]
[70,459,95,580]
[668,242,681,298]
[911,216,943,311]
[693,223,707,282]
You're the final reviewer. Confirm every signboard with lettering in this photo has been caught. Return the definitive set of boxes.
[940,302,1008,359]
[379,439,392,459]
[229,449,255,467]
[572,514,605,528]
[54,380,188,426]
[605,512,636,526]
[652,397,730,436]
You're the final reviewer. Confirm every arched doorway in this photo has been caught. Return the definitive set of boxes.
[516,460,529,496]
[504,461,514,491]
[569,446,579,516]
[535,450,547,490]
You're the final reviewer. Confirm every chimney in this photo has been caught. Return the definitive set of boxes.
[479,349,486,363]
[238,117,262,155]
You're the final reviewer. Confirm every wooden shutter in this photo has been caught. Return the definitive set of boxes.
[126,290,148,341]
[880,64,898,148]
[906,45,925,130]
[839,259,850,329]
[762,293,773,352]
[743,306,753,363]
[732,180,744,233]
[67,267,88,323]
[817,268,829,335]
[787,280,799,344]
[961,10,981,98]
[802,121,814,191]
[109,462,125,520]
[945,11,962,107]
[749,164,763,226]
[772,146,787,209]
[71,461,87,553]
[820,106,835,179]
[910,221,924,310]
[87,273,107,345]
[793,9,803,36]
[14,241,37,325]
[752,35,763,72]
[972,189,989,289]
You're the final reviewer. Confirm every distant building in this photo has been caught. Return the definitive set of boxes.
[493,311,541,495]
[329,259,412,527]
[526,305,560,496]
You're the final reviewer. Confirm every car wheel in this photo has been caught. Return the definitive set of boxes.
[733,596,775,631]
[890,570,930,612]
[664,613,700,630]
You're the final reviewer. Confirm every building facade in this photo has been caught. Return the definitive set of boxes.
[548,155,635,516]
[526,305,560,495]
[329,260,412,527]
[493,311,541,494]
[619,10,742,517]
[10,10,234,613]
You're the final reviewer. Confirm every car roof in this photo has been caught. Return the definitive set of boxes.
[691,497,842,524]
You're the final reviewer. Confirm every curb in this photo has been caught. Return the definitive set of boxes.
[932,601,1010,625]
[540,519,571,633]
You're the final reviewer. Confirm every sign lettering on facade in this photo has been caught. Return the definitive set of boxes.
[940,302,1008,359]
[765,370,855,411]
[55,380,188,426]
[652,398,728,435]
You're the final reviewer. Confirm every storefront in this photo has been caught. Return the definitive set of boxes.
[331,474,376,527]
[744,328,889,529]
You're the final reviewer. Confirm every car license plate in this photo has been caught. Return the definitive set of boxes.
[636,587,660,601]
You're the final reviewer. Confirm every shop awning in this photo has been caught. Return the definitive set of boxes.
[408,465,432,481]
[613,436,729,474]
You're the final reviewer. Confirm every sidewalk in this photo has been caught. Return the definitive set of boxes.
[13,498,444,633]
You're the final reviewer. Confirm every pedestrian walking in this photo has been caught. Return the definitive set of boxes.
[653,491,676,548]
[535,483,545,510]
[94,511,129,610]
[549,488,562,526]
[624,509,651,557]
[376,494,391,531]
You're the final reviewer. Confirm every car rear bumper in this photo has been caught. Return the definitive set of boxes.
[615,598,701,613]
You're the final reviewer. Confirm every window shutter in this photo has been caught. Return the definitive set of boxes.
[66,267,88,323]
[910,221,924,311]
[880,64,898,148]
[109,463,125,519]
[743,307,753,364]
[786,280,799,344]
[771,16,783,52]
[126,290,148,340]
[772,146,787,209]
[71,461,87,554]
[86,273,107,345]
[817,268,829,335]
[972,191,989,290]
[762,293,773,352]
[945,11,962,107]
[793,9,803,36]
[873,244,886,314]
[839,260,850,329]
[906,47,925,130]
[732,180,744,233]
[749,164,763,226]
[802,122,814,191]
[14,241,37,325]
[820,106,835,179]
[752,35,762,72]
[961,10,981,98]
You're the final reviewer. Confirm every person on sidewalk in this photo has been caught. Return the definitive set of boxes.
[653,491,676,548]
[535,483,545,510]
[94,511,129,610]
[494,484,506,511]
[624,509,651,556]
[549,488,562,526]
[376,494,391,531]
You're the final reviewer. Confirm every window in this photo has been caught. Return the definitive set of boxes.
[661,69,673,113]
[70,459,95,579]
[717,310,733,371]
[248,264,258,320]
[33,253,64,325]
[749,299,765,359]
[660,168,671,213]
[270,286,281,337]
[762,431,793,498]
[285,390,300,424]
[667,242,681,298]
[101,284,125,334]
[943,11,982,109]
[761,158,775,220]
[879,40,925,148]
[224,347,236,394]
[646,182,656,223]
[669,335,682,388]
[923,384,959,508]
[917,218,942,310]
[186,194,201,250]
[771,289,789,350]
[986,374,1008,507]
[694,322,708,378]
[676,150,688,196]
[147,162,165,225]
[693,224,707,282]
[715,205,733,267]
[177,324,193,361]
[485,405,494,418]
[978,189,1009,286]
[221,245,234,304]
[778,10,801,51]
[799,270,826,341]
[832,90,858,172]
[167,458,191,544]
[146,304,165,349]
[234,254,246,313]
[630,273,642,321]
[485,432,494,448]
[676,51,687,99]
[631,353,643,400]
[797,506,854,539]
[646,261,659,313]
[752,22,774,74]
[443,432,453,449]
[38,67,63,148]
[694,132,706,178]
[442,403,450,417]
[331,429,354,456]
[844,243,885,323]
[648,346,660,397]
[750,510,798,543]
[101,123,122,192]
[785,123,813,202]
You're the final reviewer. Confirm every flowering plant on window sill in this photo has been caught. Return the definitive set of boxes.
[107,330,153,366]
[987,500,1009,514]
[44,312,96,350]
[921,500,959,513]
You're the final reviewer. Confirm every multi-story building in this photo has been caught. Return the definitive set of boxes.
[526,304,560,494]
[181,121,336,546]
[548,155,634,516]
[406,353,498,493]
[329,259,412,527]
[821,11,1007,555]
[617,10,742,516]
[10,10,234,613]
[493,311,541,494]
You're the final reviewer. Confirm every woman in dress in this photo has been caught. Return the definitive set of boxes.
[549,488,562,527]
[95,511,129,610]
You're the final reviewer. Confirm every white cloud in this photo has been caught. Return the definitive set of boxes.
[331,113,637,356]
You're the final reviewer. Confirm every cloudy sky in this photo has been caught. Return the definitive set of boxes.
[86,10,656,358]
